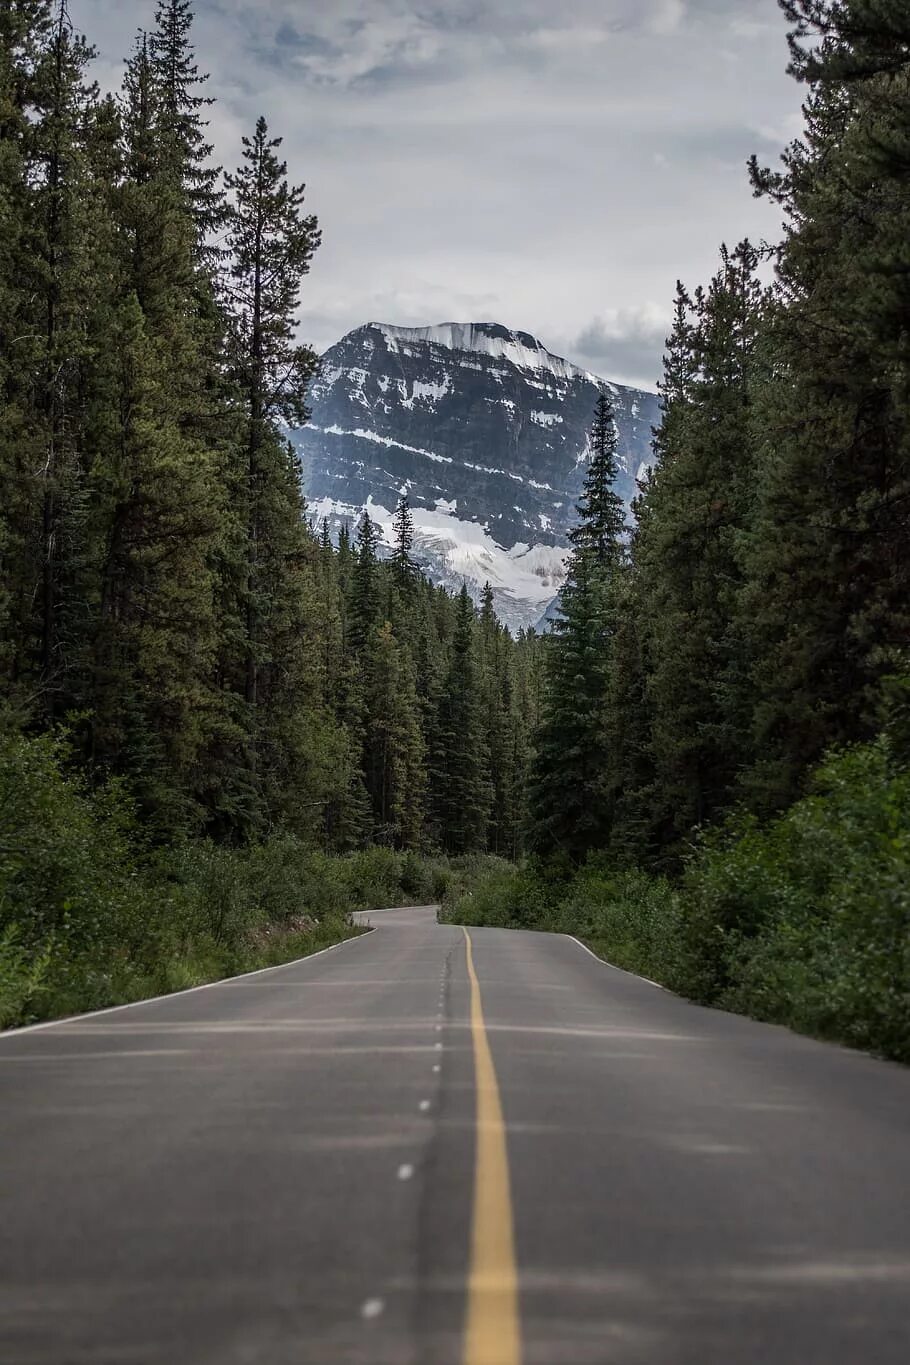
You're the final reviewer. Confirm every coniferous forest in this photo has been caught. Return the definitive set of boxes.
[0,0,540,1024]
[2,0,909,1059]
[451,0,910,1063]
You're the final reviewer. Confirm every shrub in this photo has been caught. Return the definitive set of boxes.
[0,731,482,1028]
[442,738,910,1062]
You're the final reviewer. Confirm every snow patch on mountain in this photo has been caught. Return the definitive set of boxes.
[314,423,453,465]
[294,319,661,630]
[374,321,616,392]
[309,495,568,630]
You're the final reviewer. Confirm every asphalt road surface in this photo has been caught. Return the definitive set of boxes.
[2,906,909,1364]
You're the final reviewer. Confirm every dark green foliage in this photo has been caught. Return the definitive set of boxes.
[529,392,625,860]
[569,390,626,567]
[510,0,910,1058]
[0,728,505,1027]
[0,1,543,1027]
[392,495,418,590]
[631,243,768,860]
[429,586,492,854]
[446,732,910,1061]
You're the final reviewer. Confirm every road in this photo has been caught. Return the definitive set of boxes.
[1,906,909,1364]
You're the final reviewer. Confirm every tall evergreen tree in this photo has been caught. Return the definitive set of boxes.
[570,391,626,566]
[633,243,767,858]
[224,115,320,710]
[351,509,380,650]
[149,0,223,243]
[529,394,627,859]
[738,3,910,810]
[362,621,425,847]
[392,495,418,590]
[431,585,490,853]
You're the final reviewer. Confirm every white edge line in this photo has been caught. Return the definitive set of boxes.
[1,927,377,1039]
[566,935,667,992]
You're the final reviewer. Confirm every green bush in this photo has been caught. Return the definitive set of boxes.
[562,865,685,988]
[0,731,487,1029]
[683,740,910,1059]
[440,857,549,929]
[442,739,910,1062]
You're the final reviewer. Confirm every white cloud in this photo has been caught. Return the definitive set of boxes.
[649,0,687,36]
[68,0,802,388]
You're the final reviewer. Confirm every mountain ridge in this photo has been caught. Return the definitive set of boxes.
[292,321,661,628]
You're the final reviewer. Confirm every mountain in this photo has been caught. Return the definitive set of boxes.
[291,321,661,629]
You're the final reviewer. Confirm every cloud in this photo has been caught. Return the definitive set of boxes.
[569,308,672,391]
[649,0,687,36]
[69,0,802,389]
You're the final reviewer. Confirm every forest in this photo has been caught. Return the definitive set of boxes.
[449,0,910,1062]
[2,0,908,1059]
[0,0,538,1024]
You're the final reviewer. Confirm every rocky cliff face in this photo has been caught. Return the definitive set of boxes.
[291,321,660,629]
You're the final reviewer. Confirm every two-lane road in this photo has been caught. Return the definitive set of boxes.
[2,906,909,1363]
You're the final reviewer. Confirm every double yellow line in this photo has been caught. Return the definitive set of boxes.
[462,927,522,1365]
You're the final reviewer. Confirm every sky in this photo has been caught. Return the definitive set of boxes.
[70,0,805,390]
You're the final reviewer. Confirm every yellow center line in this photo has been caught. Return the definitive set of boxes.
[462,927,522,1365]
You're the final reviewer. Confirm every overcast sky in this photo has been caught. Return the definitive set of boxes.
[70,0,803,390]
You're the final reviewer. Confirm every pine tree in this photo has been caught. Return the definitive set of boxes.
[30,5,97,708]
[225,115,320,710]
[85,292,221,828]
[0,1,90,708]
[738,5,910,810]
[431,585,490,853]
[528,394,627,859]
[528,551,613,858]
[570,391,626,567]
[149,0,223,244]
[67,16,227,830]
[633,243,767,858]
[362,621,425,847]
[350,510,380,650]
[0,3,51,693]
[392,495,418,590]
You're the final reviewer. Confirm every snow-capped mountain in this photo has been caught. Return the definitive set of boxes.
[292,321,660,629]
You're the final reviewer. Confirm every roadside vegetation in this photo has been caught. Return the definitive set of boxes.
[0,4,533,1028]
[4,2,910,1057]
[0,727,512,1028]
[444,730,910,1063]
[445,3,910,1066]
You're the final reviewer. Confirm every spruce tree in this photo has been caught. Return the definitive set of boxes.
[633,243,766,858]
[739,4,910,810]
[362,621,426,847]
[71,16,226,830]
[351,510,381,650]
[392,495,418,589]
[431,585,490,853]
[528,393,626,859]
[570,391,626,567]
[149,0,223,244]
[225,115,320,710]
